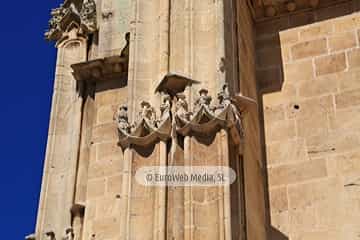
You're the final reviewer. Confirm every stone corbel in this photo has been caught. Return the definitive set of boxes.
[116,99,172,149]
[174,85,244,144]
[71,56,129,83]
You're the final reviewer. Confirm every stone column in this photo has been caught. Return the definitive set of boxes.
[35,30,87,239]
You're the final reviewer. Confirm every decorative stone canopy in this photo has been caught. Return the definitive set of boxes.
[248,0,348,20]
[45,0,97,41]
[71,56,129,82]
[115,82,250,149]
[155,73,200,96]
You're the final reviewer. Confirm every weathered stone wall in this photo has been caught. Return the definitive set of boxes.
[81,80,128,240]
[256,3,360,239]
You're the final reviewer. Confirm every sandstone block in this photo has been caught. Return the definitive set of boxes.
[95,196,121,218]
[329,108,360,131]
[299,23,333,40]
[335,89,360,109]
[287,177,342,210]
[269,187,288,213]
[307,131,360,157]
[279,29,299,45]
[296,113,329,138]
[264,104,286,123]
[327,151,360,177]
[338,69,360,91]
[268,159,327,187]
[265,119,297,143]
[107,175,122,194]
[291,230,342,240]
[291,38,327,60]
[315,53,347,76]
[92,123,118,143]
[87,178,106,199]
[329,31,357,52]
[284,60,314,82]
[285,95,334,120]
[347,48,360,69]
[289,206,317,232]
[266,139,308,166]
[333,15,360,32]
[298,76,337,98]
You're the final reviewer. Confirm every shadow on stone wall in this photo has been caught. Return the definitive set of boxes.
[256,2,360,239]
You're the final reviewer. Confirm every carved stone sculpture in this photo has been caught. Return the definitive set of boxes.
[138,101,157,127]
[62,227,74,240]
[45,5,67,41]
[160,94,172,121]
[116,105,131,133]
[175,93,190,120]
[45,231,56,240]
[215,84,232,114]
[194,88,212,112]
[80,0,97,33]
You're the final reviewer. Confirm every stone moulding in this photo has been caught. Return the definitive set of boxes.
[115,80,253,149]
[71,56,129,83]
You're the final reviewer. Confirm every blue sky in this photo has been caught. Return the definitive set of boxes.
[0,0,62,238]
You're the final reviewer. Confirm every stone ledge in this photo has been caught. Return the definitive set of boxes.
[71,56,128,83]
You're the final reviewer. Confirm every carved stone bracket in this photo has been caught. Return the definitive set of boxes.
[175,85,244,143]
[116,75,249,149]
[116,99,172,149]
[71,56,128,83]
[45,0,97,42]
